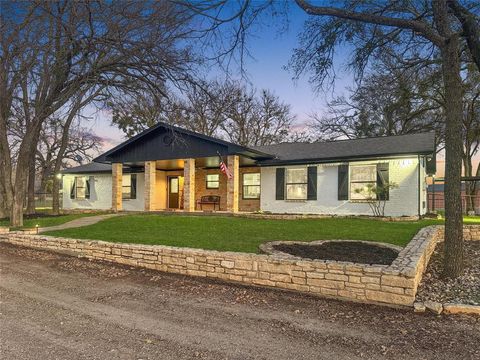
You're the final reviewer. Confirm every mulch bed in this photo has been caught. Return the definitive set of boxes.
[272,241,399,265]
[416,241,480,305]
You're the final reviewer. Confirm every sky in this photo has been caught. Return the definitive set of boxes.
[84,4,446,173]
[89,5,355,151]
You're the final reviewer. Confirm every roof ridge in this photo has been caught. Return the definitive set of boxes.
[255,131,435,148]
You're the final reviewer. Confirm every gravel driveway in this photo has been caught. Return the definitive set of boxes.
[1,243,479,360]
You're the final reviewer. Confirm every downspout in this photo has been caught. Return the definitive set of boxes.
[418,155,421,217]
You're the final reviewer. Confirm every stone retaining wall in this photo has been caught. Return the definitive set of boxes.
[1,225,478,307]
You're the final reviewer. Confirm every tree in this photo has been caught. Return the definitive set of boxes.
[310,58,445,142]
[36,100,103,215]
[0,0,198,226]
[221,86,295,146]
[110,91,177,138]
[191,0,478,277]
[110,80,231,138]
[287,0,472,277]
[448,1,480,71]
[109,79,296,146]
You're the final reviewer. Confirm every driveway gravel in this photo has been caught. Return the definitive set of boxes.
[0,242,479,360]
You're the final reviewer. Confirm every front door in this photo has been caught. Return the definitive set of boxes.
[168,176,180,208]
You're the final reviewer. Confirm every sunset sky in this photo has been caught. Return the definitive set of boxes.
[85,5,447,174]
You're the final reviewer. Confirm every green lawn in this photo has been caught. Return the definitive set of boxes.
[43,214,454,253]
[0,212,103,230]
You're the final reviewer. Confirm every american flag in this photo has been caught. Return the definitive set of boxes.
[219,156,233,179]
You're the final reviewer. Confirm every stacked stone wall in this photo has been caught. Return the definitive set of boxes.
[1,225,478,306]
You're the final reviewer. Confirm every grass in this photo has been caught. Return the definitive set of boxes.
[0,211,103,229]
[43,214,456,253]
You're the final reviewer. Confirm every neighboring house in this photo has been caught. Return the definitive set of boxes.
[62,122,436,217]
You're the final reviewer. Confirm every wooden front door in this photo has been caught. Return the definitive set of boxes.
[168,176,180,208]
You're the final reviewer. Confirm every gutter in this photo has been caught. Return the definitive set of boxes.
[258,153,432,167]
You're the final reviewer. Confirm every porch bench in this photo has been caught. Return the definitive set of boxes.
[198,195,221,211]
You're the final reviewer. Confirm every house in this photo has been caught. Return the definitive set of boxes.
[62,122,436,217]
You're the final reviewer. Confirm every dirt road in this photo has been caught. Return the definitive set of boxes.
[1,242,479,360]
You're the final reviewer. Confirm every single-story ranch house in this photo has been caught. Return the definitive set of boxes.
[62,122,436,217]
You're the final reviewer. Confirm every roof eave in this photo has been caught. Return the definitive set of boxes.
[258,151,434,166]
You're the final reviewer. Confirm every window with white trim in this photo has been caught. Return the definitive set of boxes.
[206,174,220,189]
[350,165,376,200]
[243,173,260,199]
[286,168,307,200]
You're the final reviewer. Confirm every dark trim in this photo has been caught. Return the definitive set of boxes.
[376,163,389,201]
[338,164,349,200]
[307,166,317,200]
[275,168,285,200]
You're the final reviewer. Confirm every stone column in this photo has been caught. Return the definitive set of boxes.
[226,155,240,213]
[144,161,156,211]
[112,163,123,212]
[184,158,196,212]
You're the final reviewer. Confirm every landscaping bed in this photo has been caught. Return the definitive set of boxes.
[272,241,399,265]
[416,241,480,306]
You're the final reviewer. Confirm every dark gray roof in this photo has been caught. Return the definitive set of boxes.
[62,163,113,174]
[65,132,436,173]
[254,132,435,165]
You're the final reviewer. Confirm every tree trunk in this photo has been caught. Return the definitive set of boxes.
[0,118,13,221]
[0,190,7,219]
[440,34,464,278]
[26,160,36,215]
[463,153,475,213]
[52,175,61,215]
[10,123,43,227]
[10,158,29,227]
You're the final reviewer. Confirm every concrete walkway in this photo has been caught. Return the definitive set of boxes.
[38,213,122,233]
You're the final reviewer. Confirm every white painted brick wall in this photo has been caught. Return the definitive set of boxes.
[62,173,145,211]
[260,157,422,217]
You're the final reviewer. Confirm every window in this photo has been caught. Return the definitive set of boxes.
[122,174,137,200]
[243,173,260,199]
[75,176,86,199]
[71,176,91,200]
[170,177,179,193]
[286,168,307,200]
[206,174,220,189]
[350,165,376,200]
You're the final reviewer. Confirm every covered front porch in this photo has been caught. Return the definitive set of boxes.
[94,122,271,214]
[111,156,261,213]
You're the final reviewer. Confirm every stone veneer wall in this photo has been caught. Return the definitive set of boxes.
[1,225,478,307]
